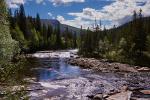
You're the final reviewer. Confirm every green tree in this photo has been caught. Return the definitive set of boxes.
[36,13,41,32]
[18,4,28,39]
[0,0,20,62]
[146,35,150,53]
[133,9,147,57]
[11,25,29,52]
[55,23,62,49]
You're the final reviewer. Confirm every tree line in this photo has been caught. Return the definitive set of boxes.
[79,9,150,66]
[9,4,78,53]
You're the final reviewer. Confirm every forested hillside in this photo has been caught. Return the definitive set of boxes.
[79,9,150,66]
[41,19,81,35]
[9,5,78,53]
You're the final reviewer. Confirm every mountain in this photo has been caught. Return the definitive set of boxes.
[41,19,81,35]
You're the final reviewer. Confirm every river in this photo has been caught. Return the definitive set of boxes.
[27,50,150,100]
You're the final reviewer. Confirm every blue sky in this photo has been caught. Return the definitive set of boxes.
[7,0,150,29]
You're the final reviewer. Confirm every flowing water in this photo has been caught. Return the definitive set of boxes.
[28,50,150,100]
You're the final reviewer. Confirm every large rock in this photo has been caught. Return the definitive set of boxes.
[93,93,104,100]
[138,67,150,72]
[140,90,150,95]
[106,91,132,100]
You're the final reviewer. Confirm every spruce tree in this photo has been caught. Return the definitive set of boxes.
[18,4,28,39]
[36,13,41,32]
[133,9,146,56]
[56,23,62,49]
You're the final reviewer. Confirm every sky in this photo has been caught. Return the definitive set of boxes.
[6,0,150,29]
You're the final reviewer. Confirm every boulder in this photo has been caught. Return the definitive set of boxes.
[140,90,150,95]
[138,67,150,72]
[106,91,132,100]
[93,93,104,100]
[121,85,128,92]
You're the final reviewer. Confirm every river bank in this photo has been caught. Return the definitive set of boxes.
[68,57,150,73]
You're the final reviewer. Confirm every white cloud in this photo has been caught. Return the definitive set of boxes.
[7,0,46,8]
[36,0,44,4]
[57,15,92,29]
[68,8,104,20]
[6,0,25,8]
[59,0,150,29]
[49,0,85,6]
[48,12,53,17]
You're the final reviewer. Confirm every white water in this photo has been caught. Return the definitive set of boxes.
[32,49,78,58]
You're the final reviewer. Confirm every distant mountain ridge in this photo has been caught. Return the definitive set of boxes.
[41,19,81,35]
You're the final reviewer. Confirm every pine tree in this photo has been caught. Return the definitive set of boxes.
[42,24,48,47]
[47,24,53,38]
[55,23,62,49]
[73,32,77,48]
[133,9,146,57]
[18,4,28,39]
[36,13,41,32]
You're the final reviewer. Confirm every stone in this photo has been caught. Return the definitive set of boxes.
[24,77,36,83]
[138,67,150,72]
[121,85,128,92]
[140,90,150,95]
[93,93,104,100]
[86,95,94,99]
[106,91,132,100]
[12,85,25,91]
[131,97,150,100]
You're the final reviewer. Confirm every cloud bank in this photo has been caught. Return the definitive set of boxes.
[57,0,150,29]
[49,0,85,6]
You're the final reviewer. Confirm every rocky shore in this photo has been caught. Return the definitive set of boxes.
[68,57,150,73]
[67,57,150,100]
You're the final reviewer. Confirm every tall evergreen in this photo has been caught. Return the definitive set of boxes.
[73,32,77,48]
[47,24,53,38]
[36,13,41,32]
[18,4,28,39]
[133,9,147,56]
[55,23,62,49]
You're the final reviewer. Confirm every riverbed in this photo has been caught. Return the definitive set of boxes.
[27,50,150,100]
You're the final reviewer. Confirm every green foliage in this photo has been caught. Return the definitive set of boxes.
[18,4,28,39]
[49,34,57,48]
[0,0,20,62]
[146,35,150,52]
[4,89,29,100]
[79,9,150,66]
[0,56,32,99]
[36,13,41,32]
[11,25,29,52]
[9,5,78,52]
[30,28,39,49]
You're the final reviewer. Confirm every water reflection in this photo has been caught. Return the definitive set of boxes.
[34,58,82,81]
